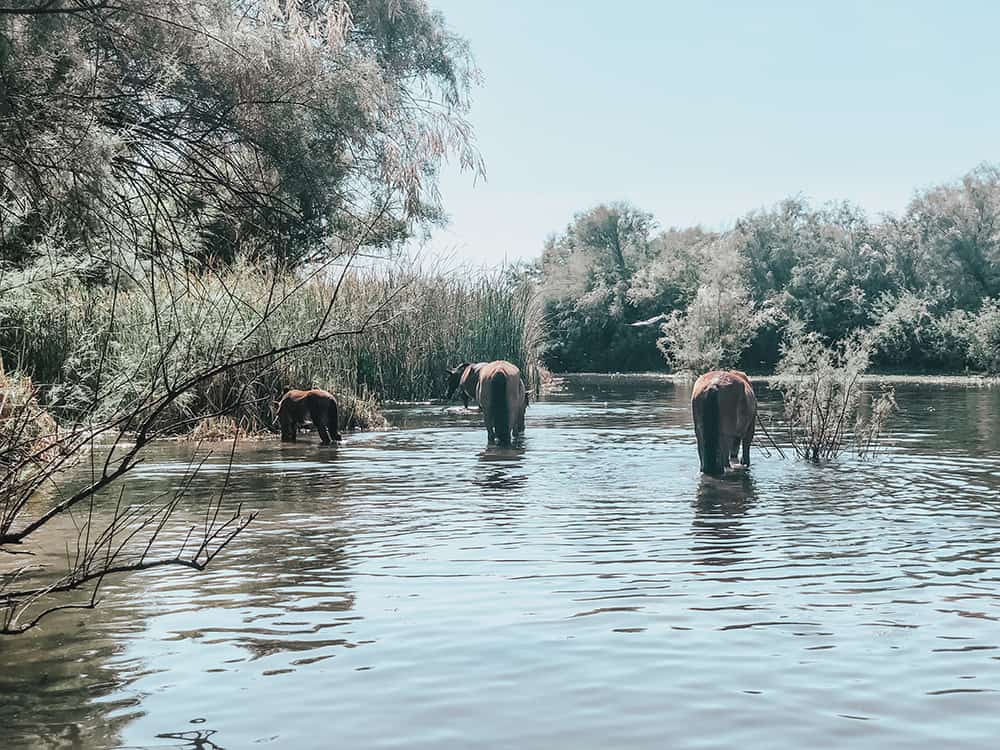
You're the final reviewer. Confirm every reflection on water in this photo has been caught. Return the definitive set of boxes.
[475,444,528,492]
[692,472,757,567]
[3,377,1000,749]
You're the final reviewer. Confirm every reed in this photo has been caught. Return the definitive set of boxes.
[0,260,542,435]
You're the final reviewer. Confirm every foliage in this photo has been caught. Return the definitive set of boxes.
[966,298,1000,373]
[655,234,779,373]
[539,202,667,372]
[537,165,1000,374]
[0,0,480,268]
[776,320,896,462]
[0,259,542,431]
[656,282,774,374]
[0,368,59,473]
[869,290,950,368]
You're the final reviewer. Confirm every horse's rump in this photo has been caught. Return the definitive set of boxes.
[476,360,527,446]
[691,370,756,474]
[277,388,341,443]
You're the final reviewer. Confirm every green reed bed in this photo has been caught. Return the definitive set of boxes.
[0,261,542,436]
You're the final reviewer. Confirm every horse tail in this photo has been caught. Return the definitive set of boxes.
[492,371,511,446]
[702,387,721,474]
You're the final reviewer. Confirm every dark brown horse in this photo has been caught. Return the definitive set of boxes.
[445,362,485,408]
[691,370,756,475]
[276,388,341,444]
[475,360,527,446]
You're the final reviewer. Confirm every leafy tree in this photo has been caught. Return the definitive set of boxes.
[0,0,480,269]
[900,163,1000,308]
[655,235,777,373]
[627,226,712,315]
[540,202,660,370]
[538,165,1000,375]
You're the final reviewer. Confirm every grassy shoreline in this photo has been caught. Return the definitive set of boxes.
[1,263,543,437]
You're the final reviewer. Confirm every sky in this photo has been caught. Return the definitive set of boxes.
[421,0,1000,266]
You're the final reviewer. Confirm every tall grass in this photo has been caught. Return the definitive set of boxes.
[0,260,543,434]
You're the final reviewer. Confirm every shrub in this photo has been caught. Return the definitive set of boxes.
[967,298,1000,373]
[777,320,895,461]
[656,282,777,374]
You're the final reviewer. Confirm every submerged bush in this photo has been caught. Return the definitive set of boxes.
[777,320,896,462]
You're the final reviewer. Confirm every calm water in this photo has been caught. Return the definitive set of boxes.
[3,376,1000,749]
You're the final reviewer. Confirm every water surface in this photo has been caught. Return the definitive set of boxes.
[3,376,1000,749]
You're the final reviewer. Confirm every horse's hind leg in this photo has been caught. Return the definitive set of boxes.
[280,413,297,442]
[741,422,755,466]
[329,400,342,442]
[310,405,331,444]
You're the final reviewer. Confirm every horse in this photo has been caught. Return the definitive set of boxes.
[445,362,485,408]
[475,360,528,446]
[276,388,342,444]
[691,370,757,475]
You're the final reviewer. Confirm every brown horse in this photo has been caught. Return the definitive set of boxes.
[691,370,756,475]
[475,360,528,446]
[276,388,341,444]
[445,362,485,408]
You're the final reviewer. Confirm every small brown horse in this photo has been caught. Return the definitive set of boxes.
[445,362,485,408]
[691,370,756,475]
[475,360,527,446]
[276,388,341,444]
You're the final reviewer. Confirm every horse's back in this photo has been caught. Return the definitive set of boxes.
[476,361,523,398]
[279,388,336,415]
[307,388,335,402]
[693,370,754,398]
[693,371,756,431]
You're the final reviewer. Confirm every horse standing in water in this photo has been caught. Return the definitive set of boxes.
[445,362,485,408]
[474,360,528,446]
[691,370,757,475]
[276,388,342,444]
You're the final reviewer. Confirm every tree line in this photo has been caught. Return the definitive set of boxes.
[537,165,1000,374]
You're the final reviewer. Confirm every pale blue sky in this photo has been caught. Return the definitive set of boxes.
[425,1,1000,265]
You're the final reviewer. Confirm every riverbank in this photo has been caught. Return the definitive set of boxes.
[555,371,1000,386]
[0,261,543,438]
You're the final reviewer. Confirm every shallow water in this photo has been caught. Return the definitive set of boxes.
[3,376,1000,749]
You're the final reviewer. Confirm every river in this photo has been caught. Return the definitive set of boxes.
[3,376,1000,749]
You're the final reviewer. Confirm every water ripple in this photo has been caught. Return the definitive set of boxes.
[4,380,1000,749]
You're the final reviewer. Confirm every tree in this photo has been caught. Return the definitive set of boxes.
[0,0,481,269]
[539,202,661,370]
[0,0,489,633]
[655,235,777,373]
[901,163,1000,308]
[0,226,398,633]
